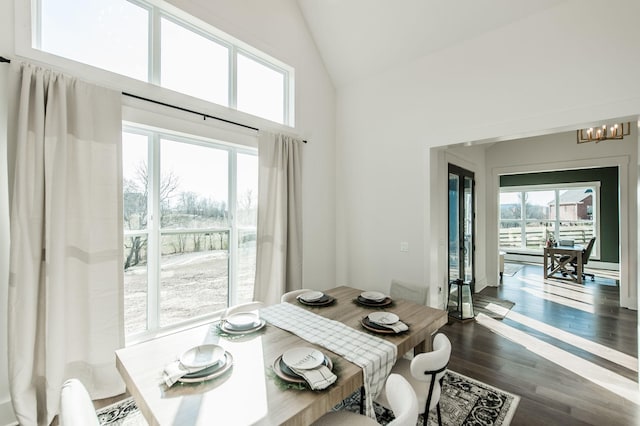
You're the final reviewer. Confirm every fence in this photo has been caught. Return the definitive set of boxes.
[500,224,594,249]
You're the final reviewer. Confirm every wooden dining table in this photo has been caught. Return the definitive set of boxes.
[115,285,448,426]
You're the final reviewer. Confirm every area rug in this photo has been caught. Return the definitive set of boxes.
[472,293,515,320]
[502,262,524,277]
[97,370,519,426]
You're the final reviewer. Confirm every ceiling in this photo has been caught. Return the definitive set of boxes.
[296,0,566,88]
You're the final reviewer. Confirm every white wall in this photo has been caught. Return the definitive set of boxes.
[335,0,640,307]
[0,1,335,424]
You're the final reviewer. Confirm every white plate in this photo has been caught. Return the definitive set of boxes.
[221,319,266,335]
[179,352,234,384]
[361,291,387,302]
[179,344,225,370]
[225,312,260,330]
[298,291,324,302]
[282,347,325,370]
[368,312,399,325]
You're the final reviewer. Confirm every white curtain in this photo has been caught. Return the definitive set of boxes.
[6,63,124,426]
[253,131,303,305]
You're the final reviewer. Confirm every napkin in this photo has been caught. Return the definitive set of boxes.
[162,361,212,387]
[369,318,409,333]
[288,364,337,390]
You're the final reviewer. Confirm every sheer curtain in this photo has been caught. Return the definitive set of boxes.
[253,131,303,305]
[6,63,124,425]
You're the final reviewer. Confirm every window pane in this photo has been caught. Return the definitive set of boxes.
[237,53,285,123]
[161,17,229,105]
[524,190,554,220]
[525,221,552,249]
[40,0,148,81]
[499,221,522,248]
[237,153,258,227]
[123,132,149,231]
[500,192,521,220]
[555,188,593,221]
[559,222,594,246]
[124,234,148,335]
[160,139,229,229]
[159,232,228,327]
[237,230,256,305]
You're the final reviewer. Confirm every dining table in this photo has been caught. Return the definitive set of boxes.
[115,285,448,426]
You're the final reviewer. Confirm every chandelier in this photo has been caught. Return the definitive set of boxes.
[576,122,630,143]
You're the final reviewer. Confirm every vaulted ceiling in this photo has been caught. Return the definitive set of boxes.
[296,0,566,88]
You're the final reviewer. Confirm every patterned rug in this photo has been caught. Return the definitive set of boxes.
[97,370,519,425]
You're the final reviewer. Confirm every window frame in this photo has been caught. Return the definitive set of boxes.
[123,123,258,342]
[499,182,601,258]
[17,0,295,126]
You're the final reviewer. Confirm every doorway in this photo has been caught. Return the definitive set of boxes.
[448,163,475,292]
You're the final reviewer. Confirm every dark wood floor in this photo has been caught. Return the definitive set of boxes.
[442,263,638,425]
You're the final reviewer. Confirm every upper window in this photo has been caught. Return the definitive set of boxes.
[35,0,293,125]
[499,184,600,257]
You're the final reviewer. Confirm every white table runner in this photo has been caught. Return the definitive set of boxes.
[260,302,397,418]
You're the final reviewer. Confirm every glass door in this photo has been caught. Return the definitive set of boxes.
[448,164,475,292]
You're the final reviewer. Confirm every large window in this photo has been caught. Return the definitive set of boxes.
[35,0,293,125]
[123,126,257,337]
[499,183,599,257]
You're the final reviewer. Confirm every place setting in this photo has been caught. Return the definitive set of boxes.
[296,290,336,307]
[354,290,393,308]
[361,311,409,334]
[162,343,233,387]
[271,346,337,390]
[219,311,266,335]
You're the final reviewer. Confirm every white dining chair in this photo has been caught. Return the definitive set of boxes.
[390,279,427,305]
[311,373,419,426]
[59,378,100,426]
[375,333,451,426]
[221,301,264,319]
[280,289,313,303]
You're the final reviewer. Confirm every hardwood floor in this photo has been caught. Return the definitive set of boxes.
[442,263,639,425]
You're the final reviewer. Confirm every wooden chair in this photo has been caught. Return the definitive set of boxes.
[59,379,100,426]
[375,333,451,426]
[312,374,419,426]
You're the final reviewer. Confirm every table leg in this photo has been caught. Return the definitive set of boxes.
[576,251,583,284]
[544,249,549,279]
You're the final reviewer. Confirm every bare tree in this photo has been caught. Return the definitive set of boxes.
[124,161,180,269]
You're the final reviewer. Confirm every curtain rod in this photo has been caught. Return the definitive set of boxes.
[0,55,306,143]
[123,93,307,143]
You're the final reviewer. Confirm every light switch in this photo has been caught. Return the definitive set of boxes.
[400,242,409,252]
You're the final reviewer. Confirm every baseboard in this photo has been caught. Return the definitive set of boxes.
[0,399,17,426]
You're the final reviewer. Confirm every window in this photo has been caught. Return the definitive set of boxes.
[499,184,599,257]
[35,0,293,125]
[123,126,257,337]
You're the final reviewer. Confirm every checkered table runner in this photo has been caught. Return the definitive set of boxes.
[260,302,397,419]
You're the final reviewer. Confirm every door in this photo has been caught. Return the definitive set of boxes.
[448,164,475,292]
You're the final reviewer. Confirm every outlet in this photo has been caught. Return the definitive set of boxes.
[400,242,409,252]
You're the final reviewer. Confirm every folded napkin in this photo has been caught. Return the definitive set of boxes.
[162,361,209,387]
[288,364,337,390]
[369,318,409,333]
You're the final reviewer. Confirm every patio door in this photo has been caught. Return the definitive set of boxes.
[448,164,475,292]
